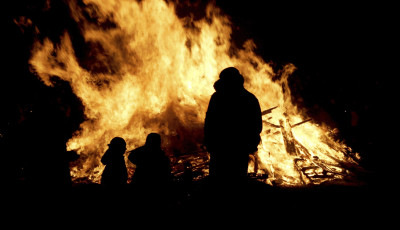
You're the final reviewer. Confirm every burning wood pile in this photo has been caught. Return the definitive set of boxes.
[25,0,363,187]
[170,106,362,186]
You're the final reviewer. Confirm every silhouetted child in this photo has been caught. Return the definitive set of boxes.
[128,133,172,207]
[128,133,171,188]
[101,137,128,187]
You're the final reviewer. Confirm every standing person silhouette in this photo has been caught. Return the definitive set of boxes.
[101,137,128,187]
[204,67,262,184]
[128,133,172,207]
[128,133,171,188]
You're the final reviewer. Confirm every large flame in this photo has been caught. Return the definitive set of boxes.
[29,0,360,185]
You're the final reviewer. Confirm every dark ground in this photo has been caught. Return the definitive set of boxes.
[4,176,394,227]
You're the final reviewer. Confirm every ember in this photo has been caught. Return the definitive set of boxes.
[26,0,363,186]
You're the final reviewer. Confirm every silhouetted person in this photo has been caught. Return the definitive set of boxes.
[204,67,262,184]
[128,133,171,188]
[128,133,172,207]
[101,137,128,187]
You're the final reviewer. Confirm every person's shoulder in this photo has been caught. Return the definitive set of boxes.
[210,91,220,99]
[130,146,146,155]
[208,91,222,104]
[243,89,258,100]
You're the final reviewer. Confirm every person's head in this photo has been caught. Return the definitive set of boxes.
[214,67,244,92]
[108,137,127,153]
[145,133,162,149]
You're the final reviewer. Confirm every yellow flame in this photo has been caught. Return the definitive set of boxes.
[29,0,360,185]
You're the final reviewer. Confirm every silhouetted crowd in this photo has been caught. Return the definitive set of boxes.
[96,67,263,208]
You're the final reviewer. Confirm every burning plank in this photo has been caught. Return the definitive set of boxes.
[261,106,278,116]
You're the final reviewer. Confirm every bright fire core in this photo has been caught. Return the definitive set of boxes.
[29,0,361,186]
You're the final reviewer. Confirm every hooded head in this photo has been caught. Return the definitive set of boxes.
[145,133,162,149]
[108,137,127,154]
[214,67,244,92]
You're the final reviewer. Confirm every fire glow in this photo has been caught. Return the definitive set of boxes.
[29,0,361,186]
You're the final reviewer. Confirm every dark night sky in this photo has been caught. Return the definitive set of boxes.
[1,0,395,183]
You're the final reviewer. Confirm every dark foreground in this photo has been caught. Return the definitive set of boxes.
[3,178,393,227]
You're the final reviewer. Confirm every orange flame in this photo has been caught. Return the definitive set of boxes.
[29,0,360,185]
